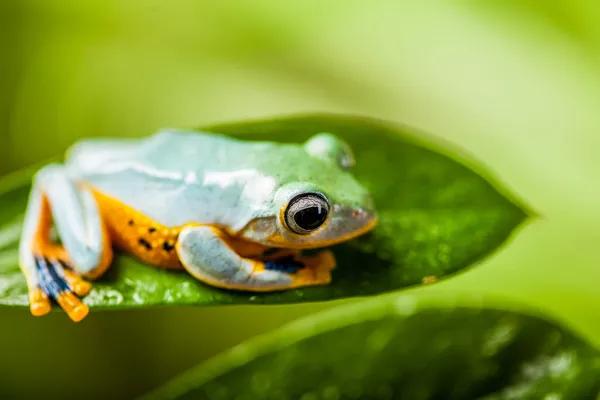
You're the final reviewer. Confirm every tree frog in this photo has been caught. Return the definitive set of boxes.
[18,129,378,322]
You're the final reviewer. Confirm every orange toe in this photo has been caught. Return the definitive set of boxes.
[29,288,51,317]
[30,301,51,317]
[67,303,89,323]
[56,292,90,323]
[63,270,92,296]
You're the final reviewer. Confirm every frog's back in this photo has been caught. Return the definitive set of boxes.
[64,130,278,229]
[66,130,263,174]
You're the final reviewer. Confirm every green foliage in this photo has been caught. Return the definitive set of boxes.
[142,294,600,400]
[0,114,529,309]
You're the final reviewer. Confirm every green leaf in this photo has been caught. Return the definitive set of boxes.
[141,294,600,400]
[0,114,530,308]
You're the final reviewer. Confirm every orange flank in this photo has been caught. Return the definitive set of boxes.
[91,188,271,269]
[92,189,186,270]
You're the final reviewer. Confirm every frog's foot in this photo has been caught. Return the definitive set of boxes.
[19,164,113,322]
[176,226,336,292]
[262,251,335,288]
[32,256,90,322]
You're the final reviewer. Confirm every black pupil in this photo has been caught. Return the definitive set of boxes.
[294,205,326,230]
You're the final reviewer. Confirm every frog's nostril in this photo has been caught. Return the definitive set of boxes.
[352,208,374,220]
[348,207,378,237]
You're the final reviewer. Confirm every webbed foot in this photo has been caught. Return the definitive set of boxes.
[31,256,91,322]
[261,250,336,287]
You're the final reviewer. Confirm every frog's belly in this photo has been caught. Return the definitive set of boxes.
[92,189,185,269]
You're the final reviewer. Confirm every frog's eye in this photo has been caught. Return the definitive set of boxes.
[284,193,330,235]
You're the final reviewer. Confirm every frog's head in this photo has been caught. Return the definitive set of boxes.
[239,133,378,249]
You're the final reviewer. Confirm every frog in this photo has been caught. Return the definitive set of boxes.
[18,129,378,322]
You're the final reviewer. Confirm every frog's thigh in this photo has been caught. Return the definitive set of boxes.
[25,164,113,277]
[19,164,113,321]
[176,226,297,291]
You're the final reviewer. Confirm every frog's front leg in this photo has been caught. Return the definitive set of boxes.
[19,164,113,322]
[176,226,335,291]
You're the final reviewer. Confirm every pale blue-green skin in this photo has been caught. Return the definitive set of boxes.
[19,129,377,290]
[64,129,377,248]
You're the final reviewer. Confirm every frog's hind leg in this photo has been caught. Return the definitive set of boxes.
[176,226,336,291]
[19,164,113,322]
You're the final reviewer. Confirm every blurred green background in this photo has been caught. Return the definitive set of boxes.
[3,1,600,398]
